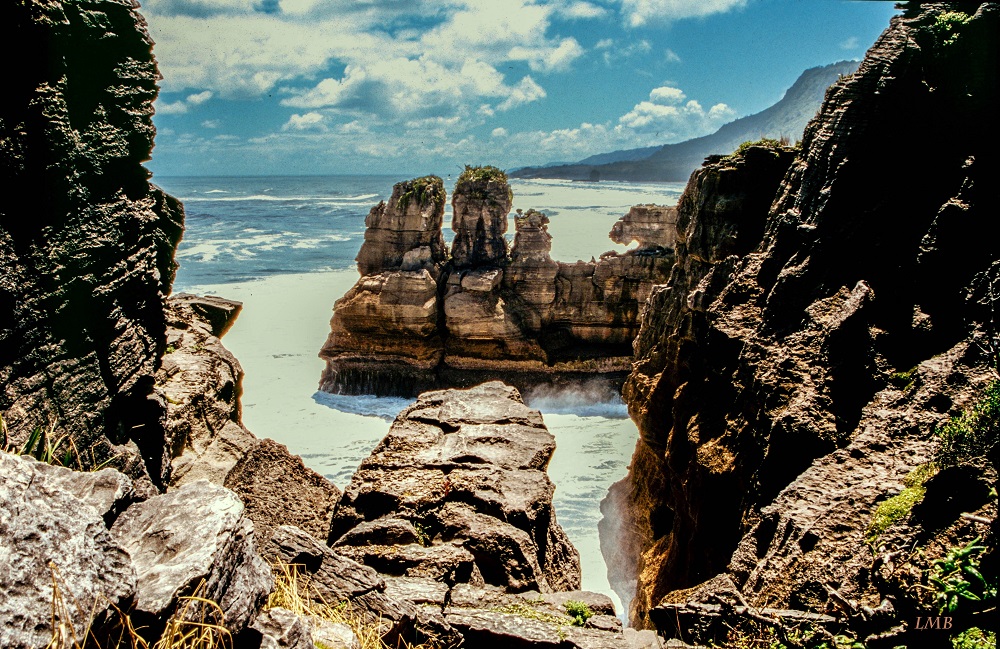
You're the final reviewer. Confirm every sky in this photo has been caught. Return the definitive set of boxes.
[141,0,901,177]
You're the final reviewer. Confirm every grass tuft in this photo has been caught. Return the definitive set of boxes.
[268,559,439,649]
[563,600,593,627]
[936,381,999,468]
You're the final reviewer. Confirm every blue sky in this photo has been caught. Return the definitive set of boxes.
[141,0,900,177]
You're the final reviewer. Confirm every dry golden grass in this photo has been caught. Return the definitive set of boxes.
[44,563,231,649]
[267,559,441,649]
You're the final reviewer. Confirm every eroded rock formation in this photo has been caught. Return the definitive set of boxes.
[0,0,184,489]
[603,3,999,643]
[320,169,676,396]
[328,382,581,593]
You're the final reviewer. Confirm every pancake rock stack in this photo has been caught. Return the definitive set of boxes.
[320,166,678,396]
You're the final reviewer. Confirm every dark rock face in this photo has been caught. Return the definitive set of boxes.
[320,174,675,396]
[226,437,341,555]
[0,0,184,488]
[328,382,582,594]
[606,2,999,630]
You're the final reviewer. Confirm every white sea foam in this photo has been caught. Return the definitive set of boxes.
[313,392,414,421]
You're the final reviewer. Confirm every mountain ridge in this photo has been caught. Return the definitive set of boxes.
[512,60,859,182]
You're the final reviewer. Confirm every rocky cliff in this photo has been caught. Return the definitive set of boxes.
[0,0,184,490]
[320,167,676,397]
[604,3,998,645]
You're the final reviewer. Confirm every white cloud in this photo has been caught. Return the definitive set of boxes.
[600,38,652,66]
[595,38,614,49]
[620,0,747,27]
[664,48,681,62]
[509,37,585,73]
[497,76,547,111]
[157,100,188,115]
[555,1,608,20]
[201,119,220,128]
[840,36,860,50]
[648,85,685,104]
[144,0,584,124]
[282,112,328,131]
[187,90,213,105]
[492,127,508,138]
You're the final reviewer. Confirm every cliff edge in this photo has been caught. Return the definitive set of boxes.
[605,3,998,645]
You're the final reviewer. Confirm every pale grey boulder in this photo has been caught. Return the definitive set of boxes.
[110,479,272,634]
[0,454,137,649]
[244,607,314,649]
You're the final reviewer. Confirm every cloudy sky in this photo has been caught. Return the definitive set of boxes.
[141,0,900,177]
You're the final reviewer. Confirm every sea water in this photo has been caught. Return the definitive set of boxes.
[159,174,686,617]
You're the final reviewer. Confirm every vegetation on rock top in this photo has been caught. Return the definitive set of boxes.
[395,175,445,213]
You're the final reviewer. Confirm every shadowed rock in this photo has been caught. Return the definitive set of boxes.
[450,166,512,269]
[605,2,1000,632]
[0,0,184,489]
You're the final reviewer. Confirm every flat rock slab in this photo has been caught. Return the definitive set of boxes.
[0,454,137,649]
[111,480,272,634]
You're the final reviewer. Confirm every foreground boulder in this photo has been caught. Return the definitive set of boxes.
[0,454,137,649]
[328,382,581,593]
[111,480,273,636]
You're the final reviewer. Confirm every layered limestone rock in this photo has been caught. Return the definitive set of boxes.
[328,382,582,593]
[0,0,184,488]
[610,205,679,251]
[450,166,513,268]
[160,294,253,487]
[319,177,448,395]
[355,176,447,276]
[604,3,1000,638]
[320,169,676,396]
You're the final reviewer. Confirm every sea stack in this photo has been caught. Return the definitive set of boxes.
[319,167,678,396]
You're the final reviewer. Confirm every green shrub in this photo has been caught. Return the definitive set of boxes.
[952,627,996,649]
[930,538,996,614]
[932,11,970,47]
[936,381,999,468]
[396,175,444,213]
[457,164,507,186]
[563,600,593,626]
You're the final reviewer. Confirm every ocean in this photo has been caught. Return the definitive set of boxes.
[158,173,686,616]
